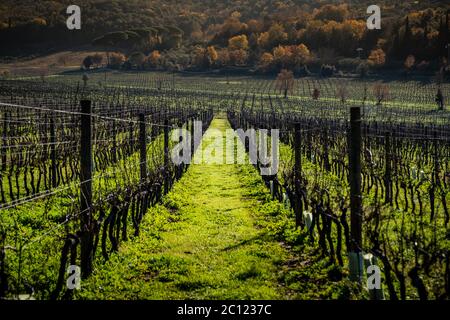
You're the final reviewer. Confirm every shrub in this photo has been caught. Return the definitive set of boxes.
[320,64,336,77]
[297,65,311,76]
[82,56,94,69]
[356,62,369,78]
[338,58,360,71]
[128,52,146,69]
[108,53,126,69]
[367,48,386,67]
[373,82,390,106]
[275,69,294,98]
[91,53,103,67]
[1,70,10,80]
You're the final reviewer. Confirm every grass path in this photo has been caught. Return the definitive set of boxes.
[78,116,293,299]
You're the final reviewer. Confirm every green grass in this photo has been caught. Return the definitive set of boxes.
[76,117,292,299]
[75,116,359,300]
[0,126,184,299]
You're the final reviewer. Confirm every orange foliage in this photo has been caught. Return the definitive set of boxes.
[259,52,274,70]
[207,46,218,63]
[313,4,349,22]
[229,49,248,66]
[228,35,249,51]
[148,50,161,67]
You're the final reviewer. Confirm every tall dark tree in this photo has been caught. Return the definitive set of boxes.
[402,16,412,58]
[391,29,401,59]
[446,10,450,60]
[437,16,445,58]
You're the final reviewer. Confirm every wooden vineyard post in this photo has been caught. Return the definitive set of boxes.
[0,230,6,298]
[112,120,117,163]
[384,132,392,204]
[50,116,57,188]
[433,132,439,186]
[172,72,175,91]
[190,118,195,158]
[80,100,93,278]
[164,119,170,194]
[129,110,134,154]
[323,128,330,171]
[431,132,439,222]
[2,111,7,172]
[294,123,303,228]
[139,114,147,182]
[348,107,363,283]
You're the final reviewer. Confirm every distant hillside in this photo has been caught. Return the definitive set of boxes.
[0,0,449,74]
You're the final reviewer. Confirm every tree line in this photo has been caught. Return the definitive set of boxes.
[0,1,449,75]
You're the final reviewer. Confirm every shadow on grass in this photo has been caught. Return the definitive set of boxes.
[221,232,270,252]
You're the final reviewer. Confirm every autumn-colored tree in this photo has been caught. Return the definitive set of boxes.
[373,82,390,106]
[257,24,288,49]
[229,49,248,66]
[219,11,248,39]
[207,46,218,65]
[336,83,348,104]
[267,23,288,46]
[257,32,271,49]
[272,44,311,70]
[314,19,366,56]
[368,49,386,67]
[228,35,249,51]
[227,35,249,66]
[217,49,231,67]
[31,18,47,27]
[275,69,294,99]
[230,11,241,19]
[193,47,207,68]
[2,1,447,70]
[247,19,263,33]
[190,31,204,42]
[341,19,365,41]
[291,44,311,69]
[148,50,161,68]
[259,52,274,71]
[109,53,126,69]
[313,4,349,22]
[273,45,289,67]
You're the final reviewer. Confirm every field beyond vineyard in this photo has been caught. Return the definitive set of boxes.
[0,70,449,301]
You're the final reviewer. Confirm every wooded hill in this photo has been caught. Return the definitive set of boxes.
[0,0,449,74]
